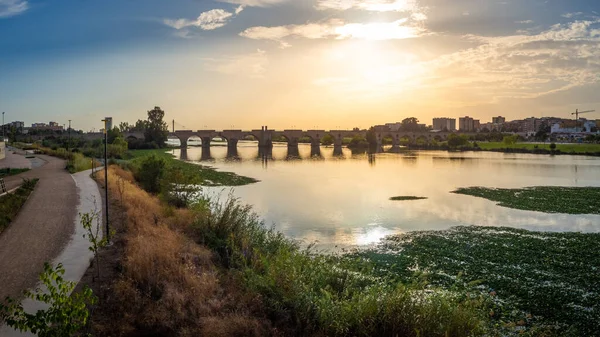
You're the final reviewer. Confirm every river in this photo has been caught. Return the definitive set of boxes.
[167,140,600,249]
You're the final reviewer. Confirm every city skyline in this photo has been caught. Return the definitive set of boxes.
[1,0,600,131]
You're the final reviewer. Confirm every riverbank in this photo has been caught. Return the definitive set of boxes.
[70,160,600,335]
[77,165,493,336]
[404,142,600,156]
[476,142,600,154]
[127,148,258,186]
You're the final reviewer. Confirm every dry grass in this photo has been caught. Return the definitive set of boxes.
[91,166,274,336]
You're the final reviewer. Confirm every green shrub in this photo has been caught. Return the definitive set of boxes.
[0,178,38,232]
[134,154,166,194]
[0,263,96,337]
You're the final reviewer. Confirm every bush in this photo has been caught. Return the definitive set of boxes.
[0,263,96,337]
[550,142,557,150]
[134,154,166,193]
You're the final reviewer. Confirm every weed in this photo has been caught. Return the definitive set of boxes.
[0,263,97,337]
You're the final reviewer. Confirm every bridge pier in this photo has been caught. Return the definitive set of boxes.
[228,138,239,150]
[179,147,188,161]
[310,146,322,158]
[287,145,300,159]
[333,146,343,156]
[200,147,212,161]
[226,146,239,160]
[180,139,188,149]
[201,137,211,149]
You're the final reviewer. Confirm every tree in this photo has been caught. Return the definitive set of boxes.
[118,122,132,133]
[401,117,420,131]
[321,134,334,146]
[132,119,149,132]
[447,134,469,148]
[107,127,122,144]
[550,142,557,150]
[144,107,169,147]
[366,127,377,146]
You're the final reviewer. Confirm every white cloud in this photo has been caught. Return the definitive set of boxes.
[516,20,534,24]
[235,5,245,14]
[0,0,28,18]
[562,12,583,19]
[164,8,235,30]
[423,19,600,102]
[217,0,289,7]
[240,19,426,47]
[316,0,418,12]
[203,49,269,78]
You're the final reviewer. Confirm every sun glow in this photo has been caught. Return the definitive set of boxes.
[316,40,425,96]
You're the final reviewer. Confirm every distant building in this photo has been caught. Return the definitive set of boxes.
[432,118,456,131]
[31,122,63,131]
[523,117,541,133]
[459,116,479,131]
[492,116,506,124]
[551,119,598,134]
[385,122,402,131]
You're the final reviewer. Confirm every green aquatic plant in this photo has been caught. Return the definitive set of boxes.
[390,196,428,201]
[452,186,600,214]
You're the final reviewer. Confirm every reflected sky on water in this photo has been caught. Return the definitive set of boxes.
[166,140,600,249]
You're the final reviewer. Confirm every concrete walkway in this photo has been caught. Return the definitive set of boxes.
[0,168,103,336]
[0,147,32,170]
[0,167,104,336]
[0,155,77,301]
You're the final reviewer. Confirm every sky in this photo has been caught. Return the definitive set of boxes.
[1,0,600,131]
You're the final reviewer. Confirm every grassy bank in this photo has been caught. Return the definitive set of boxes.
[0,179,38,233]
[477,142,600,154]
[355,226,600,336]
[12,143,99,173]
[0,168,29,178]
[85,166,490,336]
[128,148,258,186]
[453,186,600,214]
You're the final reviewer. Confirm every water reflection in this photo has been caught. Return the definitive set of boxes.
[171,143,600,250]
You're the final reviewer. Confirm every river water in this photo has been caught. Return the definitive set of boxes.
[167,141,600,249]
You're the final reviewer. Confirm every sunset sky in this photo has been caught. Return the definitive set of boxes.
[1,0,599,131]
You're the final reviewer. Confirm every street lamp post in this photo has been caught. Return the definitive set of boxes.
[101,119,110,243]
[68,120,71,153]
[2,112,4,142]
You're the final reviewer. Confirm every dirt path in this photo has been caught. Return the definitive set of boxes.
[0,155,77,301]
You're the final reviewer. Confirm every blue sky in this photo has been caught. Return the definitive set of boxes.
[1,0,599,131]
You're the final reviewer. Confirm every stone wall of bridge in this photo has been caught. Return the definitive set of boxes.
[170,128,478,150]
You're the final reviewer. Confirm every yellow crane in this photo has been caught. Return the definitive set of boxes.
[571,109,595,121]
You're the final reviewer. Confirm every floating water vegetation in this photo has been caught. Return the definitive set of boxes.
[353,226,600,335]
[452,186,600,214]
[390,196,428,201]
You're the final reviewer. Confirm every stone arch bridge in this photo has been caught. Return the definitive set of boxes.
[170,127,473,150]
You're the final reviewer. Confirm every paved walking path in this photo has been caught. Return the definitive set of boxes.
[0,147,31,170]
[0,168,103,336]
[0,155,77,301]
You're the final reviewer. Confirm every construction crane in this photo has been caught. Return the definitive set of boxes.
[571,109,595,121]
